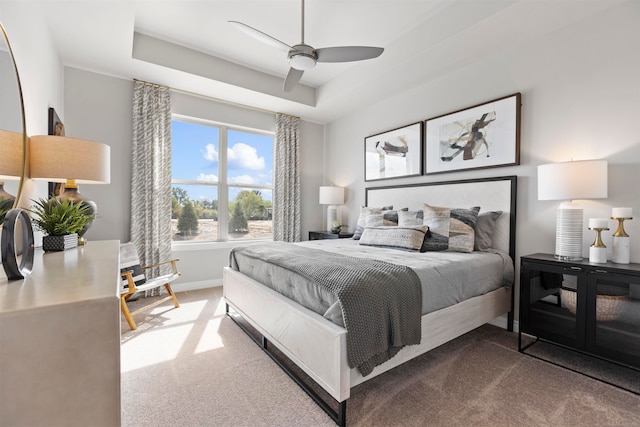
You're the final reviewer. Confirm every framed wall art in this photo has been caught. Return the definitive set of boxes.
[364,121,423,181]
[47,107,65,197]
[424,93,521,175]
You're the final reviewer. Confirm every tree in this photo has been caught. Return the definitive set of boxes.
[229,201,248,233]
[236,189,268,219]
[172,187,189,205]
[177,200,199,235]
[171,197,182,219]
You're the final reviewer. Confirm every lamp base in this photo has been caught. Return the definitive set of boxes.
[0,183,15,210]
[58,184,97,242]
[554,202,584,261]
[327,205,337,232]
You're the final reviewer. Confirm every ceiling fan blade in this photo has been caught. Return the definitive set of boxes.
[228,20,291,52]
[316,46,384,63]
[283,68,304,92]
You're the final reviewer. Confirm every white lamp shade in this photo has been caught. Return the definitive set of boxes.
[29,135,111,184]
[0,129,25,180]
[319,186,344,205]
[538,159,607,201]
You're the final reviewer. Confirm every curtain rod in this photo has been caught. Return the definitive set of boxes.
[133,78,297,118]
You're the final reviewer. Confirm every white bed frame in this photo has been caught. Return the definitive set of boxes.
[223,176,517,425]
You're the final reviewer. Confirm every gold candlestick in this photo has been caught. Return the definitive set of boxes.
[589,226,608,248]
[589,226,609,264]
[611,216,632,237]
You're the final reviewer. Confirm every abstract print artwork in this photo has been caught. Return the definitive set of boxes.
[47,107,65,197]
[365,121,423,181]
[425,93,521,174]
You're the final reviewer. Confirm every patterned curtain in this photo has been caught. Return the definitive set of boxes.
[131,80,172,294]
[273,113,301,242]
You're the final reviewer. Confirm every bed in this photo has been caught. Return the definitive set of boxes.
[223,176,517,426]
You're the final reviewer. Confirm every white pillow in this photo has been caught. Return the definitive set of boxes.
[352,205,393,239]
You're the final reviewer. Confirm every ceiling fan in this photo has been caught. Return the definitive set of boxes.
[229,0,384,92]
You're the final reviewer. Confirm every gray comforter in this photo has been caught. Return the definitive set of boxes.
[229,242,422,376]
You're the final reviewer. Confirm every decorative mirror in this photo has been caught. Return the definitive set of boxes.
[0,20,26,212]
[0,20,32,280]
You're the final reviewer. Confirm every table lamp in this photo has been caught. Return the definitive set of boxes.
[29,135,110,243]
[319,186,344,232]
[538,159,608,261]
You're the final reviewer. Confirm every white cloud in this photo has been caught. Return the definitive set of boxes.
[257,171,273,186]
[201,144,218,162]
[228,143,265,170]
[197,173,218,183]
[228,175,254,185]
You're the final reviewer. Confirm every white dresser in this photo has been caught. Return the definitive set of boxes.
[0,240,121,426]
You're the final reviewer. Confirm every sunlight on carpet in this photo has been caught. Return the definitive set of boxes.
[121,297,228,373]
[195,317,226,354]
[121,323,195,372]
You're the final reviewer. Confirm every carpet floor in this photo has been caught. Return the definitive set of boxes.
[121,287,640,426]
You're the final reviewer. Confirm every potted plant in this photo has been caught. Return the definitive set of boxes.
[29,197,96,251]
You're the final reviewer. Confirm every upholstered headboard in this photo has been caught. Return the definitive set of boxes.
[365,176,517,262]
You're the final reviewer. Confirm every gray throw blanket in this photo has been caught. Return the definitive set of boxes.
[229,242,422,376]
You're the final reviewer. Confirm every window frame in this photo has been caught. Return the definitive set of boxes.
[171,113,274,246]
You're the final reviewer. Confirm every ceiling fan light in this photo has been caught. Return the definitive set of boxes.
[289,53,316,70]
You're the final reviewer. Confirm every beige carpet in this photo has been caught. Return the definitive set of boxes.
[121,287,640,426]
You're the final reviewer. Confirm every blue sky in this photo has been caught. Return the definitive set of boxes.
[172,120,273,202]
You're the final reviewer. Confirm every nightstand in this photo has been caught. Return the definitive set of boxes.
[308,231,354,240]
[519,253,640,371]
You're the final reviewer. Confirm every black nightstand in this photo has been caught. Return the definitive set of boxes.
[519,253,640,371]
[308,231,354,240]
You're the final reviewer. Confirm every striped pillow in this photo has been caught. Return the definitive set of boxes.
[359,225,429,251]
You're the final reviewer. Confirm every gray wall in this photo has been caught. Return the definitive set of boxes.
[64,68,133,243]
[63,68,325,289]
[0,0,64,211]
[324,2,640,317]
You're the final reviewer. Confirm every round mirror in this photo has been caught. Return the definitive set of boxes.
[0,20,27,217]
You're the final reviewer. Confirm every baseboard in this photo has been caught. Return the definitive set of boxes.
[489,314,520,333]
[173,279,222,293]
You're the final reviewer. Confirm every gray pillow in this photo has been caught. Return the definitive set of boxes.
[474,210,503,251]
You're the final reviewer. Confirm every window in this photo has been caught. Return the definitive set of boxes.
[171,116,273,243]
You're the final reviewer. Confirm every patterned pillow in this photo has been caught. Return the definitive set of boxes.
[474,210,503,251]
[364,210,401,227]
[352,205,393,240]
[359,225,429,252]
[421,204,480,253]
[397,210,423,227]
[120,242,147,289]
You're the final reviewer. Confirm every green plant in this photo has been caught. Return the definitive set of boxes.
[229,201,248,233]
[29,197,95,236]
[177,200,199,235]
